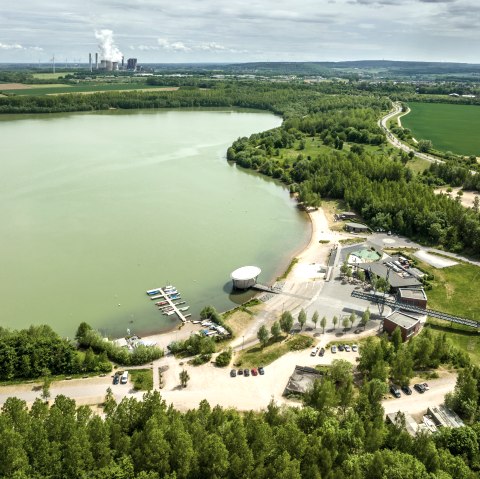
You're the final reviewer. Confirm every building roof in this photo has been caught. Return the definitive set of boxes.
[386,311,420,330]
[346,222,370,230]
[340,211,357,216]
[387,412,420,436]
[427,405,464,428]
[284,366,323,395]
[357,262,422,289]
[398,288,427,300]
[231,266,261,281]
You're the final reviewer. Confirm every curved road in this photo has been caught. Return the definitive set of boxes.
[379,102,444,165]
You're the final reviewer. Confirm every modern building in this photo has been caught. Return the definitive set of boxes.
[356,256,422,292]
[230,266,261,290]
[345,222,370,233]
[383,310,421,341]
[397,288,427,309]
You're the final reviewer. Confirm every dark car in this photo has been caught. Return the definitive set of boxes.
[318,348,325,357]
[237,369,243,375]
[244,368,250,377]
[390,385,401,398]
[113,374,120,385]
[401,385,412,395]
[258,366,265,375]
[338,344,345,352]
[414,383,425,393]
[230,369,237,378]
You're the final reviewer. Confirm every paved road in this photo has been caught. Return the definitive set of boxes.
[379,103,444,165]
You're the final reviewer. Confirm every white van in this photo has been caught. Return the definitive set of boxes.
[120,371,129,384]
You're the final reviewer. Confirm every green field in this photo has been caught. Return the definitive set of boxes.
[32,72,75,80]
[414,258,480,322]
[0,83,175,96]
[402,102,480,156]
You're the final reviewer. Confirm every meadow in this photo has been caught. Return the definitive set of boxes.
[0,83,176,96]
[402,101,480,156]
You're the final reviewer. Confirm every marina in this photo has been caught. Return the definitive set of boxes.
[146,285,190,323]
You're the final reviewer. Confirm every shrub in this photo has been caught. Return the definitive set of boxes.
[215,348,233,368]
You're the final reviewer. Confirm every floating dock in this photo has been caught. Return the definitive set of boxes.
[146,286,189,323]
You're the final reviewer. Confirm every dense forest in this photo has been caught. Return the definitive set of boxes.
[0,323,163,382]
[1,327,479,479]
[227,102,480,254]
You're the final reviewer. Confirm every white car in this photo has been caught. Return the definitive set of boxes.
[310,347,318,356]
[331,345,337,353]
[352,344,358,352]
[344,345,351,352]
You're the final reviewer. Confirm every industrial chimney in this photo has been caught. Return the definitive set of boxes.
[89,53,92,72]
[121,56,124,69]
[95,52,99,70]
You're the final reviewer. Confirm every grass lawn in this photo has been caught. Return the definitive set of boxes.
[407,157,431,175]
[235,334,313,368]
[427,324,480,366]
[32,72,75,80]
[402,102,480,156]
[414,258,480,321]
[129,369,153,391]
[3,83,175,96]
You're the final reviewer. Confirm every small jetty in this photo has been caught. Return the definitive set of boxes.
[146,285,190,323]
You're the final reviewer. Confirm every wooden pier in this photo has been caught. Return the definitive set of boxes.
[156,287,189,323]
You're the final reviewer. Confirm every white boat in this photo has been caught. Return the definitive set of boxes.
[163,310,176,316]
[179,306,190,312]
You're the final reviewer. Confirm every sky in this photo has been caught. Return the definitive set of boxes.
[0,0,479,64]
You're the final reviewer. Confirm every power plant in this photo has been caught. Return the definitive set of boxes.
[89,54,138,71]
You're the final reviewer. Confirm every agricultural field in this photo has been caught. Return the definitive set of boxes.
[0,83,179,96]
[32,72,75,80]
[402,101,480,156]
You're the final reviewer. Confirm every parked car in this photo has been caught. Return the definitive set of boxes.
[401,385,412,395]
[244,369,250,377]
[338,344,345,352]
[238,369,243,375]
[331,345,337,353]
[390,385,401,398]
[258,366,265,375]
[311,347,318,357]
[344,345,351,352]
[230,369,237,377]
[251,368,258,376]
[423,382,430,391]
[318,348,325,357]
[351,344,358,352]
[113,374,120,385]
[414,383,425,393]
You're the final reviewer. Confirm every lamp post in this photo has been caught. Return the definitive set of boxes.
[242,336,245,350]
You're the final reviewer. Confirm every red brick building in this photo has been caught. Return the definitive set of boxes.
[383,311,421,342]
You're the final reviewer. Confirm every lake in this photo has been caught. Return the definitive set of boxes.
[0,109,310,338]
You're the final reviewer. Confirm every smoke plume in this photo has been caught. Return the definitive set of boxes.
[95,29,123,61]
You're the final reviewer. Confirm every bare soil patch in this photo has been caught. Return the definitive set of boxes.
[435,187,479,209]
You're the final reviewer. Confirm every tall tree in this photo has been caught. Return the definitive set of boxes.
[298,309,307,330]
[333,316,339,331]
[271,321,282,341]
[320,316,327,334]
[179,370,190,388]
[280,311,294,335]
[257,325,270,349]
[312,311,319,330]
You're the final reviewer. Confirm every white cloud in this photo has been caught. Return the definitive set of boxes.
[0,42,24,50]
[158,38,191,52]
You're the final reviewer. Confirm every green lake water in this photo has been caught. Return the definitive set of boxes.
[0,109,310,338]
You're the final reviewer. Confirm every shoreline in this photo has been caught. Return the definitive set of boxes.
[140,205,323,348]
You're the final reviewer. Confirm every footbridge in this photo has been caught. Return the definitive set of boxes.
[351,290,479,329]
